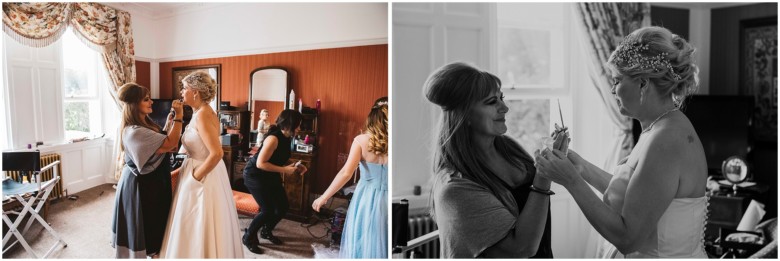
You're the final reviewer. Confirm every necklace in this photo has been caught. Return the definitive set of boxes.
[641,108,679,134]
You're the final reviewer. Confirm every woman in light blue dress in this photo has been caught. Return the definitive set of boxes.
[312,97,388,258]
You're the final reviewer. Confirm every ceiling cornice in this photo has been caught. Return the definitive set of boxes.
[101,2,229,21]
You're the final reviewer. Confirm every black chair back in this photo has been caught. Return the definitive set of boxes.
[2,151,40,172]
[392,199,409,252]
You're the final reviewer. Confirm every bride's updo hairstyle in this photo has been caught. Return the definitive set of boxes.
[181,71,218,103]
[424,62,533,219]
[607,26,699,108]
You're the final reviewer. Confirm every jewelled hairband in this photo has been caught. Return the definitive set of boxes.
[613,40,682,81]
[373,101,388,109]
[183,73,216,90]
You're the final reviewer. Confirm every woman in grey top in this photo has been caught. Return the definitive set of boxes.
[424,62,553,258]
[112,83,183,258]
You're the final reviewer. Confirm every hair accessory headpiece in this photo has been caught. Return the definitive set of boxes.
[373,101,388,109]
[613,39,682,81]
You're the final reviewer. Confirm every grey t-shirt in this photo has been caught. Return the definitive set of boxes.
[432,171,516,258]
[123,125,167,175]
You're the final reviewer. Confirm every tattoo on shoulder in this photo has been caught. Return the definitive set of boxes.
[688,135,694,143]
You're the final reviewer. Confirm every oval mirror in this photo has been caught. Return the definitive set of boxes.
[249,67,289,146]
[722,156,749,184]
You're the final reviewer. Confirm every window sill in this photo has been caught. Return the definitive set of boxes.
[36,137,110,153]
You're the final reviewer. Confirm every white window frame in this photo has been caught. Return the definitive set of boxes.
[61,29,109,140]
[490,3,575,137]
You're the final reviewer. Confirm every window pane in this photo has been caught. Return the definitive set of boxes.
[496,3,567,89]
[64,68,89,96]
[498,28,550,86]
[505,99,550,154]
[64,102,90,133]
[62,28,97,97]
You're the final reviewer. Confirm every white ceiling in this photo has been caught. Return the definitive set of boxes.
[650,2,755,10]
[102,2,227,20]
[106,2,758,20]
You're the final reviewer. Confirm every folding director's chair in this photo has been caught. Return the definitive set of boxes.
[2,151,67,258]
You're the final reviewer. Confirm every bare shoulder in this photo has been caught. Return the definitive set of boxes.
[195,107,219,130]
[198,107,218,123]
[635,112,704,170]
[263,135,279,146]
[354,133,371,144]
[652,113,701,150]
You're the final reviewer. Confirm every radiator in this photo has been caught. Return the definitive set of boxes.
[407,214,439,258]
[5,153,65,199]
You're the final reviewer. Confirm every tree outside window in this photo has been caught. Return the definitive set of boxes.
[62,28,103,140]
[496,3,570,154]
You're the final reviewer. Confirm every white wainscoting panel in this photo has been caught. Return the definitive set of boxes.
[39,138,109,195]
[7,65,36,147]
[3,33,63,148]
[392,2,492,198]
[38,67,63,143]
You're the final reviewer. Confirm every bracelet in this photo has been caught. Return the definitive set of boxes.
[530,185,555,195]
[173,119,183,123]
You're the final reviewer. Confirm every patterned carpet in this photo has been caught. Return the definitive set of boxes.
[2,184,332,259]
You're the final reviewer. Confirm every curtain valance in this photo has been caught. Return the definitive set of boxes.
[3,2,133,55]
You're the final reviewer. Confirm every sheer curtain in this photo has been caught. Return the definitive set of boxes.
[3,3,136,180]
[574,2,650,257]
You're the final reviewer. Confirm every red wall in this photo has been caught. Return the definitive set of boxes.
[135,60,151,89]
[158,44,388,193]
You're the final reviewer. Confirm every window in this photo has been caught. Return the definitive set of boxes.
[62,28,108,140]
[495,3,572,153]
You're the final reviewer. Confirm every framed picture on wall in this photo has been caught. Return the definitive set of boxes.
[740,17,777,142]
[172,64,222,111]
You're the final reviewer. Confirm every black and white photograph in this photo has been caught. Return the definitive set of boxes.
[391,2,778,259]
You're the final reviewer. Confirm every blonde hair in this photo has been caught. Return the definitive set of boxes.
[181,71,217,103]
[365,97,388,155]
[607,26,699,107]
[117,83,161,152]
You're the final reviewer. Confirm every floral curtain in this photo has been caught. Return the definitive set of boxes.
[575,3,650,258]
[2,3,71,47]
[103,10,136,181]
[576,2,650,168]
[4,2,136,180]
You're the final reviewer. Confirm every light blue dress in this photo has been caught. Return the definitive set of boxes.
[339,161,388,258]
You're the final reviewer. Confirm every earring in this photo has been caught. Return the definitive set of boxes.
[640,86,646,104]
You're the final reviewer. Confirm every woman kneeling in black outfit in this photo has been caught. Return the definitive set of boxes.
[242,109,306,254]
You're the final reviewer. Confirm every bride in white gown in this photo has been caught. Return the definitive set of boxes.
[535,26,708,258]
[159,71,243,258]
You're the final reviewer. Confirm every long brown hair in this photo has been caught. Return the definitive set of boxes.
[424,62,533,219]
[118,83,161,152]
[365,97,388,155]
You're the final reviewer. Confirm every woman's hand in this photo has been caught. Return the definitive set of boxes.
[296,163,308,176]
[282,163,298,175]
[171,99,184,118]
[192,167,204,182]
[312,196,328,212]
[535,148,581,188]
[566,149,587,176]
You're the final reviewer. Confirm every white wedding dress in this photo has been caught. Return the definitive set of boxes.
[597,162,708,258]
[159,110,244,258]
